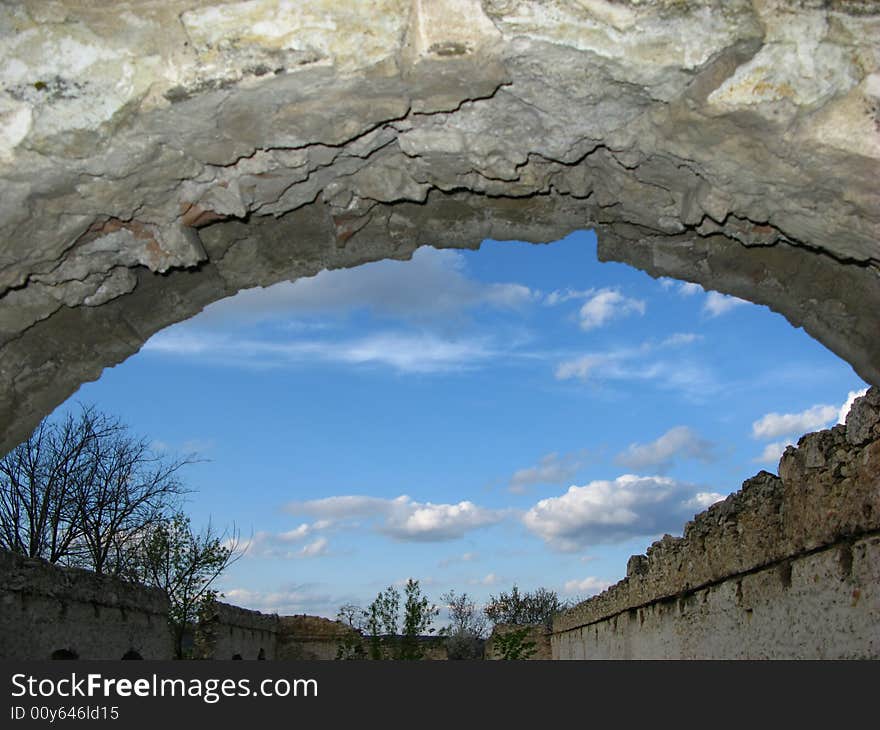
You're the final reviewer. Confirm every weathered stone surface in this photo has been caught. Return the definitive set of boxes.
[1,1,879,452]
[552,387,880,659]
[0,549,173,659]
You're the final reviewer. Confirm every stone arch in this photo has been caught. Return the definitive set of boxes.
[231,654,243,660]
[0,1,878,453]
[121,649,143,660]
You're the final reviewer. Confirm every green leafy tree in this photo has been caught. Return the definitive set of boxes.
[399,578,439,660]
[134,512,242,659]
[440,589,486,660]
[364,585,401,660]
[492,626,538,660]
[484,585,565,630]
[358,579,439,660]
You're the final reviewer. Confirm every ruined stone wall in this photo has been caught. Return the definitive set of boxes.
[486,624,552,660]
[552,388,880,660]
[0,550,173,660]
[277,615,358,660]
[199,601,279,660]
[2,1,880,455]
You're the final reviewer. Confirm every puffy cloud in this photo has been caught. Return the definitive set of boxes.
[522,475,725,552]
[382,499,504,542]
[751,404,838,440]
[577,289,646,330]
[615,426,716,473]
[508,451,583,493]
[562,577,613,596]
[751,390,869,463]
[838,388,869,424]
[752,441,794,465]
[285,494,504,542]
[703,291,749,317]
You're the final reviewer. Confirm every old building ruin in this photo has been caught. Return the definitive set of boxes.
[1,0,879,453]
[2,389,877,659]
[0,1,878,659]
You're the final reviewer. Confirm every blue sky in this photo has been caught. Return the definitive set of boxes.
[60,230,867,622]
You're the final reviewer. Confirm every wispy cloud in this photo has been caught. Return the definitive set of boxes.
[222,585,347,617]
[239,521,333,560]
[553,340,717,399]
[145,330,496,374]
[438,552,478,568]
[542,288,594,306]
[284,494,506,542]
[522,475,725,552]
[193,246,538,327]
[660,278,749,317]
[615,426,716,473]
[468,573,503,587]
[508,451,585,493]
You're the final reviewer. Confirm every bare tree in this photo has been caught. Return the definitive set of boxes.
[0,404,191,574]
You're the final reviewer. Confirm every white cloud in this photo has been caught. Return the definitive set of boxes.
[752,440,794,465]
[750,390,867,462]
[285,494,505,542]
[438,552,478,567]
[543,288,594,306]
[145,330,495,374]
[751,404,838,440]
[577,289,646,330]
[239,521,333,559]
[659,332,701,348]
[522,474,725,552]
[681,491,726,511]
[562,577,613,596]
[554,347,718,400]
[193,246,537,327]
[554,353,611,381]
[838,388,869,424]
[678,282,703,297]
[703,291,749,317]
[508,451,583,493]
[469,573,503,587]
[615,426,716,473]
[298,537,329,558]
[222,586,344,617]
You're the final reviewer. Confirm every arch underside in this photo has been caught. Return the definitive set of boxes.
[1,0,878,454]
